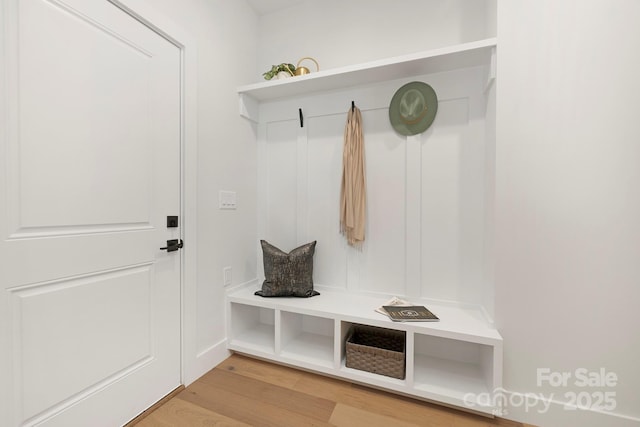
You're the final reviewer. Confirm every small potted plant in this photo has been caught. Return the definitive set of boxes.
[262,63,296,80]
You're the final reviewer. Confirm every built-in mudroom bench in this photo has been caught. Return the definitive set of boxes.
[227,285,502,415]
[231,37,501,415]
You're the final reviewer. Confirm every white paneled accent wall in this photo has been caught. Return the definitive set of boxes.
[257,66,494,314]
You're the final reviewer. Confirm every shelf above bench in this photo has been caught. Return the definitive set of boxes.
[237,38,497,121]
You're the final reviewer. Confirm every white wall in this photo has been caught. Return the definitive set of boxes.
[495,1,640,426]
[256,0,496,79]
[256,1,640,427]
[147,0,259,382]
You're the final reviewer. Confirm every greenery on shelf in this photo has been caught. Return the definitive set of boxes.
[262,63,296,80]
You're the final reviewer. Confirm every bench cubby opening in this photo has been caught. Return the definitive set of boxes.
[228,302,275,355]
[279,312,334,368]
[412,333,497,409]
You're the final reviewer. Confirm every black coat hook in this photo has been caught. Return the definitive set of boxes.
[299,108,303,127]
[351,101,355,112]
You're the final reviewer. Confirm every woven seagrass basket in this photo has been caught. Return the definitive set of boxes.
[345,324,406,379]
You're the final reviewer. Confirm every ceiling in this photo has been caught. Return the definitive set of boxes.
[245,0,305,16]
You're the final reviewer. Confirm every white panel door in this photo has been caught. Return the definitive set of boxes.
[0,0,181,426]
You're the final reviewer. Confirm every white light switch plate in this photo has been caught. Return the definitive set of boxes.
[219,190,237,209]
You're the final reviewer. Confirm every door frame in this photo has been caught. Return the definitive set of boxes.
[108,0,200,386]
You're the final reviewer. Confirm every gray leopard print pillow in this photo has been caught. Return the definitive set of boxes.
[255,240,319,298]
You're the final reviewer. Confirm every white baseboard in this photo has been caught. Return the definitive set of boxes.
[183,278,261,386]
[500,390,640,427]
[183,338,230,386]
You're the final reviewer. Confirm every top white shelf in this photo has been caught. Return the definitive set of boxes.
[238,38,497,102]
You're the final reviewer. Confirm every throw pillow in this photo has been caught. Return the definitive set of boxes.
[255,240,319,298]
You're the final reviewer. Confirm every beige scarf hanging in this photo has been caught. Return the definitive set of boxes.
[340,106,366,247]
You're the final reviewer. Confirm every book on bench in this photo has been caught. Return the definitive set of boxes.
[382,305,439,322]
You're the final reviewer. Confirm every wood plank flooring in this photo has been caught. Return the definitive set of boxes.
[133,354,533,427]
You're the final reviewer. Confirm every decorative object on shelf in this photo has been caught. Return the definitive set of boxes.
[294,57,319,76]
[262,63,296,80]
[255,240,320,297]
[382,305,439,322]
[375,297,440,322]
[340,104,366,248]
[346,324,406,379]
[389,81,438,136]
[374,296,411,317]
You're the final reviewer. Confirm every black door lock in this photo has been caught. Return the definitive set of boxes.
[167,216,178,228]
[160,239,184,252]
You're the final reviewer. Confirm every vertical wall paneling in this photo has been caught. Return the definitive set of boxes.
[296,118,308,245]
[357,108,406,295]
[405,134,422,298]
[420,70,488,307]
[482,79,497,319]
[264,120,298,250]
[256,122,268,280]
[463,80,488,307]
[307,114,348,289]
[258,67,492,312]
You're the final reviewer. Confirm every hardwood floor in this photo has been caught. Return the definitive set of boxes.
[132,354,533,427]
